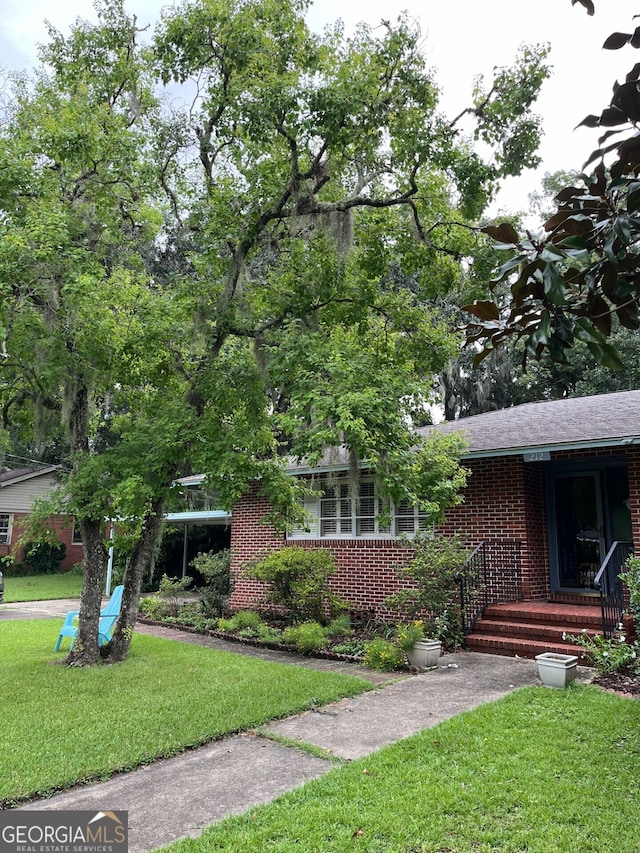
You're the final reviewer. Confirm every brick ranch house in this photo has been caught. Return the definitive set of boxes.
[0,465,83,570]
[228,390,640,656]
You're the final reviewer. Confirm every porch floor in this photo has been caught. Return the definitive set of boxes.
[465,600,603,659]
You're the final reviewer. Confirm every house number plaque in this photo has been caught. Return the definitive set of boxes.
[523,451,550,462]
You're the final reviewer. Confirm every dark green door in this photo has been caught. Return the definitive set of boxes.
[553,472,605,591]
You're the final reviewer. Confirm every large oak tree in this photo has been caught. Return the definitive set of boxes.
[0,0,549,664]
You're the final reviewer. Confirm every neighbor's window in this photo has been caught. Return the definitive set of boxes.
[72,521,83,544]
[288,477,429,540]
[0,513,13,544]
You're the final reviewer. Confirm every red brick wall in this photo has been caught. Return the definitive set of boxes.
[229,448,640,613]
[0,513,84,570]
[626,446,640,549]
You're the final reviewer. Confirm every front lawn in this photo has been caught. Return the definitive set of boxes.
[3,572,83,602]
[163,685,640,853]
[0,620,370,806]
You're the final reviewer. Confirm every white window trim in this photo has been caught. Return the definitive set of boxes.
[0,513,13,545]
[288,476,429,541]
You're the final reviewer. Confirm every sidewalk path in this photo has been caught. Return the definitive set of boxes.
[6,600,582,852]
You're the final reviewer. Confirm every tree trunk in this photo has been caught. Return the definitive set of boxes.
[105,498,166,663]
[64,380,108,665]
[65,518,108,665]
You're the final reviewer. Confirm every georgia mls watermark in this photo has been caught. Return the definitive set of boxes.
[0,811,128,853]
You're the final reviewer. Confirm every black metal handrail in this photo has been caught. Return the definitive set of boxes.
[594,540,633,638]
[456,540,522,640]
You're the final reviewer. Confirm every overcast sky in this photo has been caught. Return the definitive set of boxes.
[2,0,639,214]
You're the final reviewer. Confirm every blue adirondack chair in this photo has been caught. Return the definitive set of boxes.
[54,585,125,652]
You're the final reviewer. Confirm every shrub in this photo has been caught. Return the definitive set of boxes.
[152,575,191,618]
[363,638,405,672]
[282,621,328,654]
[247,546,346,623]
[564,628,639,676]
[621,555,640,623]
[22,539,66,575]
[325,614,353,638]
[229,610,263,630]
[191,549,232,618]
[385,532,468,649]
[332,639,366,657]
[257,624,283,645]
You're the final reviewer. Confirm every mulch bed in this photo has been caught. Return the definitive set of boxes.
[592,671,640,698]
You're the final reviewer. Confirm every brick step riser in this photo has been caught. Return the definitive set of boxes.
[472,619,597,642]
[466,635,586,660]
[482,607,602,628]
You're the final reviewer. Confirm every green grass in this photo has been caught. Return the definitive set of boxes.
[3,572,83,602]
[163,686,640,853]
[0,620,371,806]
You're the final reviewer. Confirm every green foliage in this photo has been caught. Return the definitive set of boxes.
[22,539,66,575]
[247,546,346,623]
[362,638,405,672]
[325,615,353,638]
[385,533,468,648]
[226,610,264,631]
[256,624,283,645]
[564,628,639,676]
[394,620,426,651]
[282,621,328,654]
[621,555,640,623]
[141,573,192,619]
[0,0,549,663]
[331,639,366,657]
[191,549,232,618]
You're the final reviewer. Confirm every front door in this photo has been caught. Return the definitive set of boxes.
[552,472,605,591]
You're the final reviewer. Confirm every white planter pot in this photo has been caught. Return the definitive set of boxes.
[406,639,442,670]
[535,652,579,688]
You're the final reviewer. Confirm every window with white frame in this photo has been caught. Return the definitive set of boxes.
[72,521,83,545]
[288,477,429,539]
[0,513,13,544]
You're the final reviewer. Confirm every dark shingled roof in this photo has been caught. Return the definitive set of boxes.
[422,390,640,457]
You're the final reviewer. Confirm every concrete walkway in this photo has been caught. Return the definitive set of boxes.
[3,599,590,852]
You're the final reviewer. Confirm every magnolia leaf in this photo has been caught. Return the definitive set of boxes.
[542,264,566,305]
[572,0,594,15]
[599,107,628,127]
[603,32,632,51]
[627,63,640,83]
[555,186,586,202]
[463,300,500,321]
[576,115,600,129]
[482,222,520,245]
[574,316,606,345]
[586,341,627,370]
[588,295,613,337]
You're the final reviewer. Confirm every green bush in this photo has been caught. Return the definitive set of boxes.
[332,638,366,657]
[229,610,263,630]
[282,621,328,654]
[247,546,346,623]
[325,614,353,637]
[564,628,639,676]
[621,555,640,623]
[191,548,232,618]
[385,532,468,649]
[363,638,405,672]
[257,624,283,645]
[22,539,66,575]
